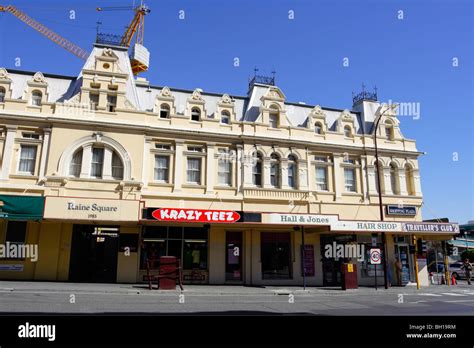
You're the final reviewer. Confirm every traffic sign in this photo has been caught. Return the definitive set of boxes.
[370,248,381,265]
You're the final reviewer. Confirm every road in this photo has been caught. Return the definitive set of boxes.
[0,280,473,315]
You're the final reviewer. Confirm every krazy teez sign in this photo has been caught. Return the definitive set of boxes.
[152,208,240,223]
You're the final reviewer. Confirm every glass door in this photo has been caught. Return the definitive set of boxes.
[226,232,242,281]
[397,245,411,286]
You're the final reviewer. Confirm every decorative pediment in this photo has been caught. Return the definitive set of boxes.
[309,105,325,118]
[0,68,11,81]
[28,72,47,85]
[160,86,173,98]
[190,88,203,101]
[262,86,286,101]
[340,109,353,121]
[219,93,233,105]
[102,48,116,58]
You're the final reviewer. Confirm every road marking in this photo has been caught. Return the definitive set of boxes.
[443,299,474,303]
[440,293,467,296]
[417,293,442,297]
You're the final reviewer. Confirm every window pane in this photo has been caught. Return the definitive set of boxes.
[154,155,169,182]
[69,149,83,177]
[261,232,291,279]
[315,166,328,191]
[112,152,124,179]
[0,87,5,103]
[344,168,356,192]
[187,158,201,184]
[288,163,296,188]
[218,160,231,185]
[270,163,280,187]
[19,145,37,174]
[91,147,104,178]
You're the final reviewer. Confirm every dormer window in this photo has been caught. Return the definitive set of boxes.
[269,105,279,128]
[315,122,323,135]
[31,90,42,106]
[191,107,201,121]
[0,87,5,103]
[385,120,394,140]
[344,125,352,137]
[90,93,99,110]
[160,104,170,119]
[107,95,117,112]
[221,111,230,124]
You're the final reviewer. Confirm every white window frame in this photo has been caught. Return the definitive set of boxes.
[344,168,356,192]
[154,155,170,183]
[315,166,328,191]
[17,144,37,175]
[186,157,202,184]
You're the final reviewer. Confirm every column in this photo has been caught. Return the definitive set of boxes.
[413,169,422,196]
[263,156,272,189]
[306,150,315,192]
[0,126,17,180]
[80,144,92,178]
[360,155,369,201]
[242,153,254,187]
[367,164,378,195]
[383,166,392,194]
[102,147,113,179]
[333,153,342,201]
[38,128,51,180]
[280,158,289,190]
[298,160,309,191]
[173,140,184,192]
[398,167,408,196]
[206,143,215,194]
[141,138,151,188]
[236,145,243,192]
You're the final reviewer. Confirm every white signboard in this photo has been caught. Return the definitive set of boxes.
[370,248,381,265]
[264,213,339,225]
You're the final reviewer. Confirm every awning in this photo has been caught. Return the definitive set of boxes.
[450,239,474,249]
[0,195,44,221]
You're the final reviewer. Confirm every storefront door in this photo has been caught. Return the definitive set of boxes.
[225,231,243,282]
[395,244,412,286]
[69,225,119,283]
[320,235,355,286]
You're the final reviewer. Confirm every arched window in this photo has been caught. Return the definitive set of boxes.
[385,120,394,140]
[112,152,124,179]
[270,153,281,188]
[191,107,201,121]
[0,87,5,103]
[252,152,263,187]
[221,110,230,124]
[315,122,323,135]
[269,105,279,128]
[390,163,399,195]
[69,149,83,177]
[405,164,415,195]
[160,104,170,119]
[31,90,42,106]
[287,154,297,189]
[344,125,352,137]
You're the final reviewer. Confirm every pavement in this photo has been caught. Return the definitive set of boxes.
[0,280,473,315]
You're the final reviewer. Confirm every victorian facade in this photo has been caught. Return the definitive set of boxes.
[0,44,459,287]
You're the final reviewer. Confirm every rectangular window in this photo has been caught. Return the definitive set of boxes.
[344,168,356,192]
[252,163,262,186]
[91,147,104,178]
[90,93,99,110]
[107,95,117,112]
[315,156,328,162]
[218,159,232,186]
[269,114,278,128]
[187,157,201,184]
[18,145,37,174]
[261,232,291,280]
[315,166,328,191]
[21,132,40,139]
[270,163,280,187]
[154,155,169,182]
[288,163,296,189]
[187,146,203,153]
[155,144,171,150]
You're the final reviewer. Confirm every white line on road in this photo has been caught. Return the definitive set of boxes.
[440,293,467,297]
[443,300,474,303]
[417,293,442,297]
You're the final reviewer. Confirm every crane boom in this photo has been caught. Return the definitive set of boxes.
[0,4,89,61]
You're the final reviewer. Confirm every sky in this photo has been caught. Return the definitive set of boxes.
[0,0,472,224]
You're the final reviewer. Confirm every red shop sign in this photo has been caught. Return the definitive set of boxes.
[152,208,241,223]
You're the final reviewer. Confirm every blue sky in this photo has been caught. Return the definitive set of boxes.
[0,0,472,223]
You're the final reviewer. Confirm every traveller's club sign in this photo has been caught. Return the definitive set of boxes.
[152,208,241,223]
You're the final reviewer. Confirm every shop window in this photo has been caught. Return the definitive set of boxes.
[226,231,243,281]
[344,168,356,192]
[252,152,262,187]
[287,154,297,189]
[270,153,280,188]
[191,107,201,121]
[69,149,83,177]
[0,87,5,103]
[18,145,37,174]
[221,110,230,124]
[31,90,42,106]
[159,104,170,119]
[154,155,170,182]
[111,152,124,180]
[261,232,292,280]
[5,221,27,245]
[186,157,201,184]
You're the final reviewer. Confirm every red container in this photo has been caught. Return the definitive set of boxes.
[159,256,178,290]
[341,263,358,290]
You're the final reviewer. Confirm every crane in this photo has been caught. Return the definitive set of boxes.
[1,3,151,75]
[0,4,89,60]
[96,4,151,75]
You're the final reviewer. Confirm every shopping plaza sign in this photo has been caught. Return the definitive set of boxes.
[152,208,241,223]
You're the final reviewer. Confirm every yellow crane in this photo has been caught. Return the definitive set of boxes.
[1,3,151,75]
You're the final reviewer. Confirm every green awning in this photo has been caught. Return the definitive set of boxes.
[0,195,44,221]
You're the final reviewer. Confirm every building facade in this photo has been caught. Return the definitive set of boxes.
[0,44,459,287]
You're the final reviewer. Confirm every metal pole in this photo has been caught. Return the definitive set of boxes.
[413,235,421,289]
[301,226,306,290]
[373,115,389,289]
